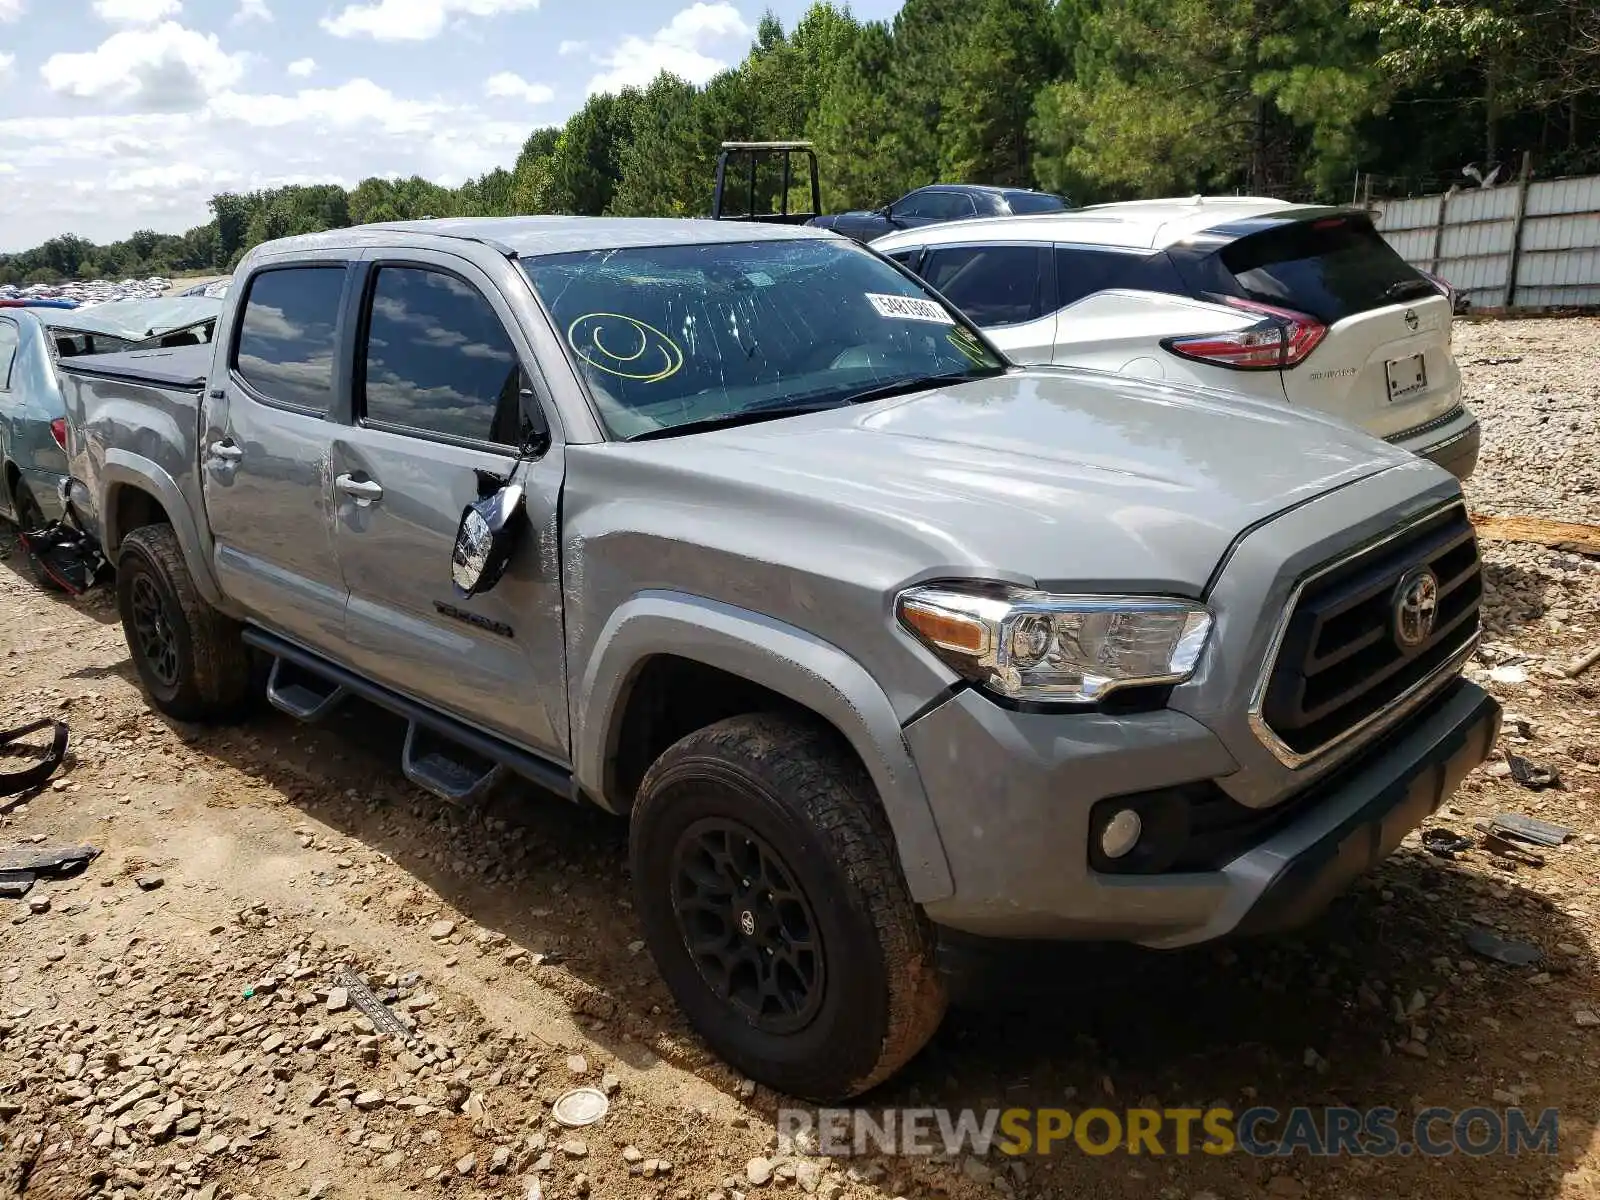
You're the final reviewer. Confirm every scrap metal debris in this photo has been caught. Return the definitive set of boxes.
[1464,927,1544,966]
[1506,753,1562,790]
[0,843,100,899]
[332,966,417,1044]
[1470,513,1600,558]
[1469,355,1523,366]
[1483,812,1575,846]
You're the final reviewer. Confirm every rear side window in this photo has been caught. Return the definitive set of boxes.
[1054,247,1188,308]
[1219,217,1428,322]
[885,248,923,271]
[1006,192,1067,215]
[360,266,523,446]
[0,320,17,390]
[921,245,1046,327]
[234,266,346,412]
[903,191,978,221]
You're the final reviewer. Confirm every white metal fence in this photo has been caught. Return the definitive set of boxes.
[1373,172,1600,309]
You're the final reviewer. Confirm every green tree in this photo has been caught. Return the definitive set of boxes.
[547,91,642,213]
[1032,0,1383,201]
[938,0,1057,186]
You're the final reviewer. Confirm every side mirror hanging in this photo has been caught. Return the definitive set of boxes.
[451,483,526,597]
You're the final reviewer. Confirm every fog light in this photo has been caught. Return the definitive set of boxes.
[1100,809,1142,859]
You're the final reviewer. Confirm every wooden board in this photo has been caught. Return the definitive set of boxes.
[1471,513,1600,557]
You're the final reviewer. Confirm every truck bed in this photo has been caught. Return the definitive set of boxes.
[57,343,211,390]
[56,343,211,553]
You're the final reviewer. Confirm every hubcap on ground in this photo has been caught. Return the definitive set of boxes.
[130,573,180,688]
[670,816,825,1034]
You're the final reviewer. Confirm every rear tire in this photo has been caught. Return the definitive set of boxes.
[7,477,62,592]
[116,524,253,722]
[630,713,946,1100]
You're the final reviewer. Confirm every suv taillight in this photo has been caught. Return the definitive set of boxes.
[1162,297,1327,371]
[50,418,67,450]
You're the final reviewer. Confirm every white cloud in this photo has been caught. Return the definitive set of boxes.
[484,71,552,104]
[209,79,453,134]
[0,81,527,250]
[557,39,585,55]
[41,22,245,112]
[92,0,182,23]
[586,2,751,94]
[286,57,316,77]
[0,0,26,20]
[234,0,271,21]
[0,53,13,79]
[321,0,538,42]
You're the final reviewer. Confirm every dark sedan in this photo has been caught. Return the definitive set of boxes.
[808,184,1069,243]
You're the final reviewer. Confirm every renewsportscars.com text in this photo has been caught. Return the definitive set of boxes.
[777,1106,1560,1158]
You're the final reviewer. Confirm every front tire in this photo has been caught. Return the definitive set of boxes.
[631,713,946,1100]
[116,524,253,722]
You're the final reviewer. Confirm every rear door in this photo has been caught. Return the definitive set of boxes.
[330,252,568,758]
[1214,216,1460,439]
[202,258,352,648]
[917,243,1055,361]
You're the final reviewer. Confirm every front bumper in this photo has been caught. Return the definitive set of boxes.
[908,678,1499,945]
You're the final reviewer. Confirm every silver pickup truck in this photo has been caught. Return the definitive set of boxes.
[58,217,1499,1101]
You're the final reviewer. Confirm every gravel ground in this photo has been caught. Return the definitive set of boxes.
[1,316,1598,1200]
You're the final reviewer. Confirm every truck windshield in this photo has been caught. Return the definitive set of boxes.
[521,237,1005,440]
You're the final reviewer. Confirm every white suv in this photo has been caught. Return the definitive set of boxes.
[871,197,1479,479]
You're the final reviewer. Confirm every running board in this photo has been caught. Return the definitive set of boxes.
[242,627,577,805]
[402,722,504,805]
[266,658,347,721]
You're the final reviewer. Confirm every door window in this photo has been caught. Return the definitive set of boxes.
[0,320,17,390]
[359,266,524,447]
[921,245,1045,327]
[233,266,346,412]
[900,191,978,221]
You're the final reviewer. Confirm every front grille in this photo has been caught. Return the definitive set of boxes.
[1259,504,1481,758]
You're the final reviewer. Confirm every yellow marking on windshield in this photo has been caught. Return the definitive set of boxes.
[568,313,684,383]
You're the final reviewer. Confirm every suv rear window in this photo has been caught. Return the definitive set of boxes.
[1219,216,1430,323]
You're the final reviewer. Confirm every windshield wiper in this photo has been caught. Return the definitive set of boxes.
[1385,278,1437,300]
[838,368,1004,407]
[625,398,847,442]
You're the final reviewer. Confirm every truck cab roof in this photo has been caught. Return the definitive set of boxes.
[253,216,836,263]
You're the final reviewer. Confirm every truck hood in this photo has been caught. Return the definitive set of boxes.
[606,366,1420,595]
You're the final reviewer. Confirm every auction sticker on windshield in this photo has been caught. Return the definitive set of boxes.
[866,293,954,324]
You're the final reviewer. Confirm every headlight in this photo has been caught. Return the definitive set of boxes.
[896,583,1212,704]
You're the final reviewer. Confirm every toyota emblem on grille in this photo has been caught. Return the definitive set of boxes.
[1404,308,1419,331]
[1393,566,1439,651]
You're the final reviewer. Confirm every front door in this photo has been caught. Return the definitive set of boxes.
[330,255,568,759]
[201,259,351,649]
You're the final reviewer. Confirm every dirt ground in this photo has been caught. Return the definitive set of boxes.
[2,317,1599,1200]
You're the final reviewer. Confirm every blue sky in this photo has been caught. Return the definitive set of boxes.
[0,0,899,251]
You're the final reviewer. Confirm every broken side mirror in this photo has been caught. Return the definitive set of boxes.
[451,483,526,597]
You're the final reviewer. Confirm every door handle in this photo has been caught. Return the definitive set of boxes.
[336,474,383,504]
[208,440,243,462]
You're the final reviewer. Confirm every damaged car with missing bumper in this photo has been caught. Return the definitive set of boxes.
[57,217,1498,1101]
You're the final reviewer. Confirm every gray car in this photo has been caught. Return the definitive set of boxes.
[1,297,221,533]
[58,218,1498,1100]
